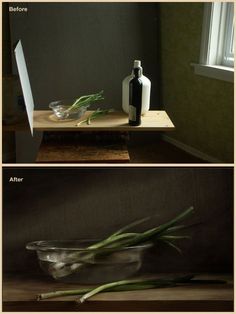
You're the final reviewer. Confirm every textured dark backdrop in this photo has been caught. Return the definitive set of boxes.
[3,167,233,274]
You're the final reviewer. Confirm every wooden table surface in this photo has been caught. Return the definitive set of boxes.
[3,273,233,311]
[33,110,175,131]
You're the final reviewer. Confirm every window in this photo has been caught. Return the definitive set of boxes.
[221,3,234,67]
[193,2,234,82]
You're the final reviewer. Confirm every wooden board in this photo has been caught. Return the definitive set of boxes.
[36,132,130,163]
[33,110,175,131]
[3,273,233,311]
[36,142,130,163]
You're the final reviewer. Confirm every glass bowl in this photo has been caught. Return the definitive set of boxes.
[49,99,89,120]
[26,240,152,284]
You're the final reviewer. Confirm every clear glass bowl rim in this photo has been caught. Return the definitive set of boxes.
[49,98,75,107]
[49,102,89,110]
[26,239,153,252]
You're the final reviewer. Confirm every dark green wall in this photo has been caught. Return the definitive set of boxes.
[160,3,234,162]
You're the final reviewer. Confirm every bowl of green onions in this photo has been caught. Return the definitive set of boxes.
[49,90,104,120]
[26,239,152,284]
[26,207,194,284]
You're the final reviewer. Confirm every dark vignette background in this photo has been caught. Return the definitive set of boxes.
[3,167,233,275]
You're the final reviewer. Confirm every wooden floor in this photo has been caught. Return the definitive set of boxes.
[127,132,208,164]
[128,135,207,163]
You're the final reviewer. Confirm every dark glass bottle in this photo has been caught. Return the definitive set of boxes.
[129,67,143,126]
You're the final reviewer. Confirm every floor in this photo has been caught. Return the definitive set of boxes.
[128,134,207,163]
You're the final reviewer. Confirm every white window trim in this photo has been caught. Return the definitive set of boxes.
[192,2,234,83]
[192,63,233,82]
[221,3,234,67]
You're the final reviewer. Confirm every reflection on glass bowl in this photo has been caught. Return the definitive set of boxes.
[49,99,89,120]
[26,240,152,284]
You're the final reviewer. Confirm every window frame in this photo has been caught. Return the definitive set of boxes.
[222,2,234,67]
[192,2,234,83]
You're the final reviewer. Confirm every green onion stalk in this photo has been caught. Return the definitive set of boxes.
[37,274,226,303]
[76,108,114,126]
[65,90,104,113]
[49,206,194,279]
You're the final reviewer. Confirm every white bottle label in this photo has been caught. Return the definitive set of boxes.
[122,74,151,115]
[129,105,136,121]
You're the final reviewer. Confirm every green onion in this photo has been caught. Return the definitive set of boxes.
[35,207,228,303]
[66,90,104,112]
[37,274,226,302]
[78,275,197,303]
[37,274,193,301]
[76,108,114,126]
[49,207,194,279]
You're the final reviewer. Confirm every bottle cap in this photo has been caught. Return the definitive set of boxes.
[134,60,141,68]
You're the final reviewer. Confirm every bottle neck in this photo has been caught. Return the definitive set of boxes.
[133,67,142,78]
